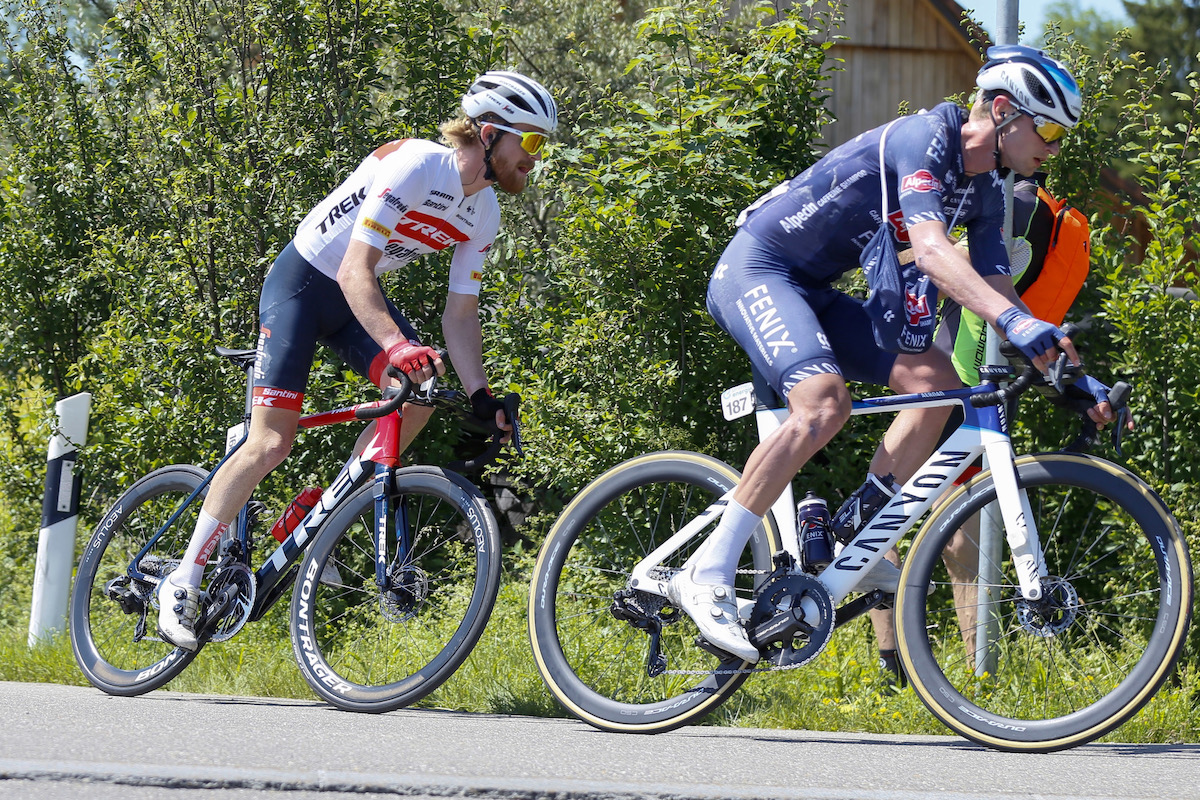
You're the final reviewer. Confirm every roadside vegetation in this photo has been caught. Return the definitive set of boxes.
[1,0,1199,743]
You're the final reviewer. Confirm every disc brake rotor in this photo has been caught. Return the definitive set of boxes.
[380,564,430,622]
[1015,576,1080,637]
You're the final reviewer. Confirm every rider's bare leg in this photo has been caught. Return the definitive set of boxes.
[690,373,850,586]
[866,349,960,660]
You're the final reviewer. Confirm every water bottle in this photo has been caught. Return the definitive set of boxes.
[268,486,323,543]
[831,473,898,545]
[797,491,833,574]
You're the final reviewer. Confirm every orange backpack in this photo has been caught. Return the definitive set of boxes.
[1017,187,1091,325]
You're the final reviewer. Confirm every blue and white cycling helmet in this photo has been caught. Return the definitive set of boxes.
[976,44,1082,130]
[462,70,558,133]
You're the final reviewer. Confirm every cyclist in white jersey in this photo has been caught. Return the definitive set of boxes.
[677,47,1120,663]
[158,71,558,651]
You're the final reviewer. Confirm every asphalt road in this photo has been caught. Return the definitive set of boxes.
[1,681,1198,799]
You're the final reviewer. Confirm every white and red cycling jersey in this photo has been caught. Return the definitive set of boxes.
[292,138,500,296]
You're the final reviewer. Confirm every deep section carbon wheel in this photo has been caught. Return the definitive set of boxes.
[529,451,781,733]
[290,466,501,712]
[896,453,1191,752]
[70,465,206,695]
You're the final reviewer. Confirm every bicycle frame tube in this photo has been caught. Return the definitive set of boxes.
[830,385,1047,602]
[628,490,738,595]
[631,381,1050,611]
[255,407,406,602]
[126,438,247,585]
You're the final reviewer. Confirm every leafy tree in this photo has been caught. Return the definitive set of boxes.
[1005,32,1200,642]
[0,0,492,626]
[1041,1,1198,139]
[487,0,843,500]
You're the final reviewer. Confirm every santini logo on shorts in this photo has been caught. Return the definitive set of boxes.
[900,170,942,194]
[253,386,304,412]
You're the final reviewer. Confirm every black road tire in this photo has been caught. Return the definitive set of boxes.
[896,453,1192,752]
[69,465,205,695]
[529,451,781,733]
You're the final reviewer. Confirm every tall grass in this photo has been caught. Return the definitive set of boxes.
[2,575,1196,743]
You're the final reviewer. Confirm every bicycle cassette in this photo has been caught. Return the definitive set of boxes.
[746,572,835,668]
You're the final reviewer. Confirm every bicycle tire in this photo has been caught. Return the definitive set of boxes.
[529,451,782,733]
[69,465,206,695]
[896,453,1192,752]
[289,466,501,713]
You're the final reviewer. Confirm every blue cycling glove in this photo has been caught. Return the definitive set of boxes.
[1037,371,1116,417]
[996,306,1067,363]
[1073,375,1113,407]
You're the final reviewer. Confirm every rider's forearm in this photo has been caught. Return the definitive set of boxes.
[442,292,488,396]
[908,222,1017,327]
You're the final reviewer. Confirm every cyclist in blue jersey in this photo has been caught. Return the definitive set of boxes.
[157,71,558,651]
[675,46,1122,663]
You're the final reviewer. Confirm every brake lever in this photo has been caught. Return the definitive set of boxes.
[1109,381,1132,458]
[1063,380,1132,456]
[504,393,523,458]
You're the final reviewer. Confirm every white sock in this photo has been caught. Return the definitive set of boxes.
[690,499,761,587]
[172,510,228,588]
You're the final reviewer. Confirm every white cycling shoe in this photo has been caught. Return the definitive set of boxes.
[668,565,760,663]
[156,574,201,652]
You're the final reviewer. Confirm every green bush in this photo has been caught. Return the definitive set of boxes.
[490,0,844,504]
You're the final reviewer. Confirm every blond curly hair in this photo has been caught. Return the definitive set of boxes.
[439,115,482,149]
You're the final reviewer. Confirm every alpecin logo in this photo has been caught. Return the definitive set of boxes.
[900,170,942,194]
[905,282,932,325]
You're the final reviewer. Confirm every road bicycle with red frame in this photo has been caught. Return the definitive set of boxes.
[70,345,518,713]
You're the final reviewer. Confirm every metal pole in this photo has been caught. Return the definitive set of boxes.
[29,392,92,646]
[975,0,1019,676]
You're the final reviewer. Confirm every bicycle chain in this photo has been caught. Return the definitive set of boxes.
[660,659,809,677]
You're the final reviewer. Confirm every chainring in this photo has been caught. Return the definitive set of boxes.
[206,563,256,643]
[747,572,835,668]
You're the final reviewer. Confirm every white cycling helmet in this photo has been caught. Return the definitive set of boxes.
[976,44,1082,130]
[462,70,558,133]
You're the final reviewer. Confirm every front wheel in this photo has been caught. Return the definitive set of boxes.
[896,453,1192,752]
[290,466,501,713]
[69,465,206,695]
[529,451,781,733]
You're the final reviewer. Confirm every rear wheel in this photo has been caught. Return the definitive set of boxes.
[896,454,1192,752]
[69,465,205,695]
[529,451,781,733]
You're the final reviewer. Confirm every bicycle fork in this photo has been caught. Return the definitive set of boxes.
[981,439,1048,601]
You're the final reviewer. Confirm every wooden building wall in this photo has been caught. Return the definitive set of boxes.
[819,0,985,147]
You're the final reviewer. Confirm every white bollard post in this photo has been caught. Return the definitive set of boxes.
[28,392,92,647]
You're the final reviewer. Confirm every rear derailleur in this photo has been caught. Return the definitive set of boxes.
[610,588,680,677]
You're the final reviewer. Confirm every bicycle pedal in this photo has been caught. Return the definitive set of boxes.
[693,634,753,663]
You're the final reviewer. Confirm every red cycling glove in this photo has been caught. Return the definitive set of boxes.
[386,340,439,374]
